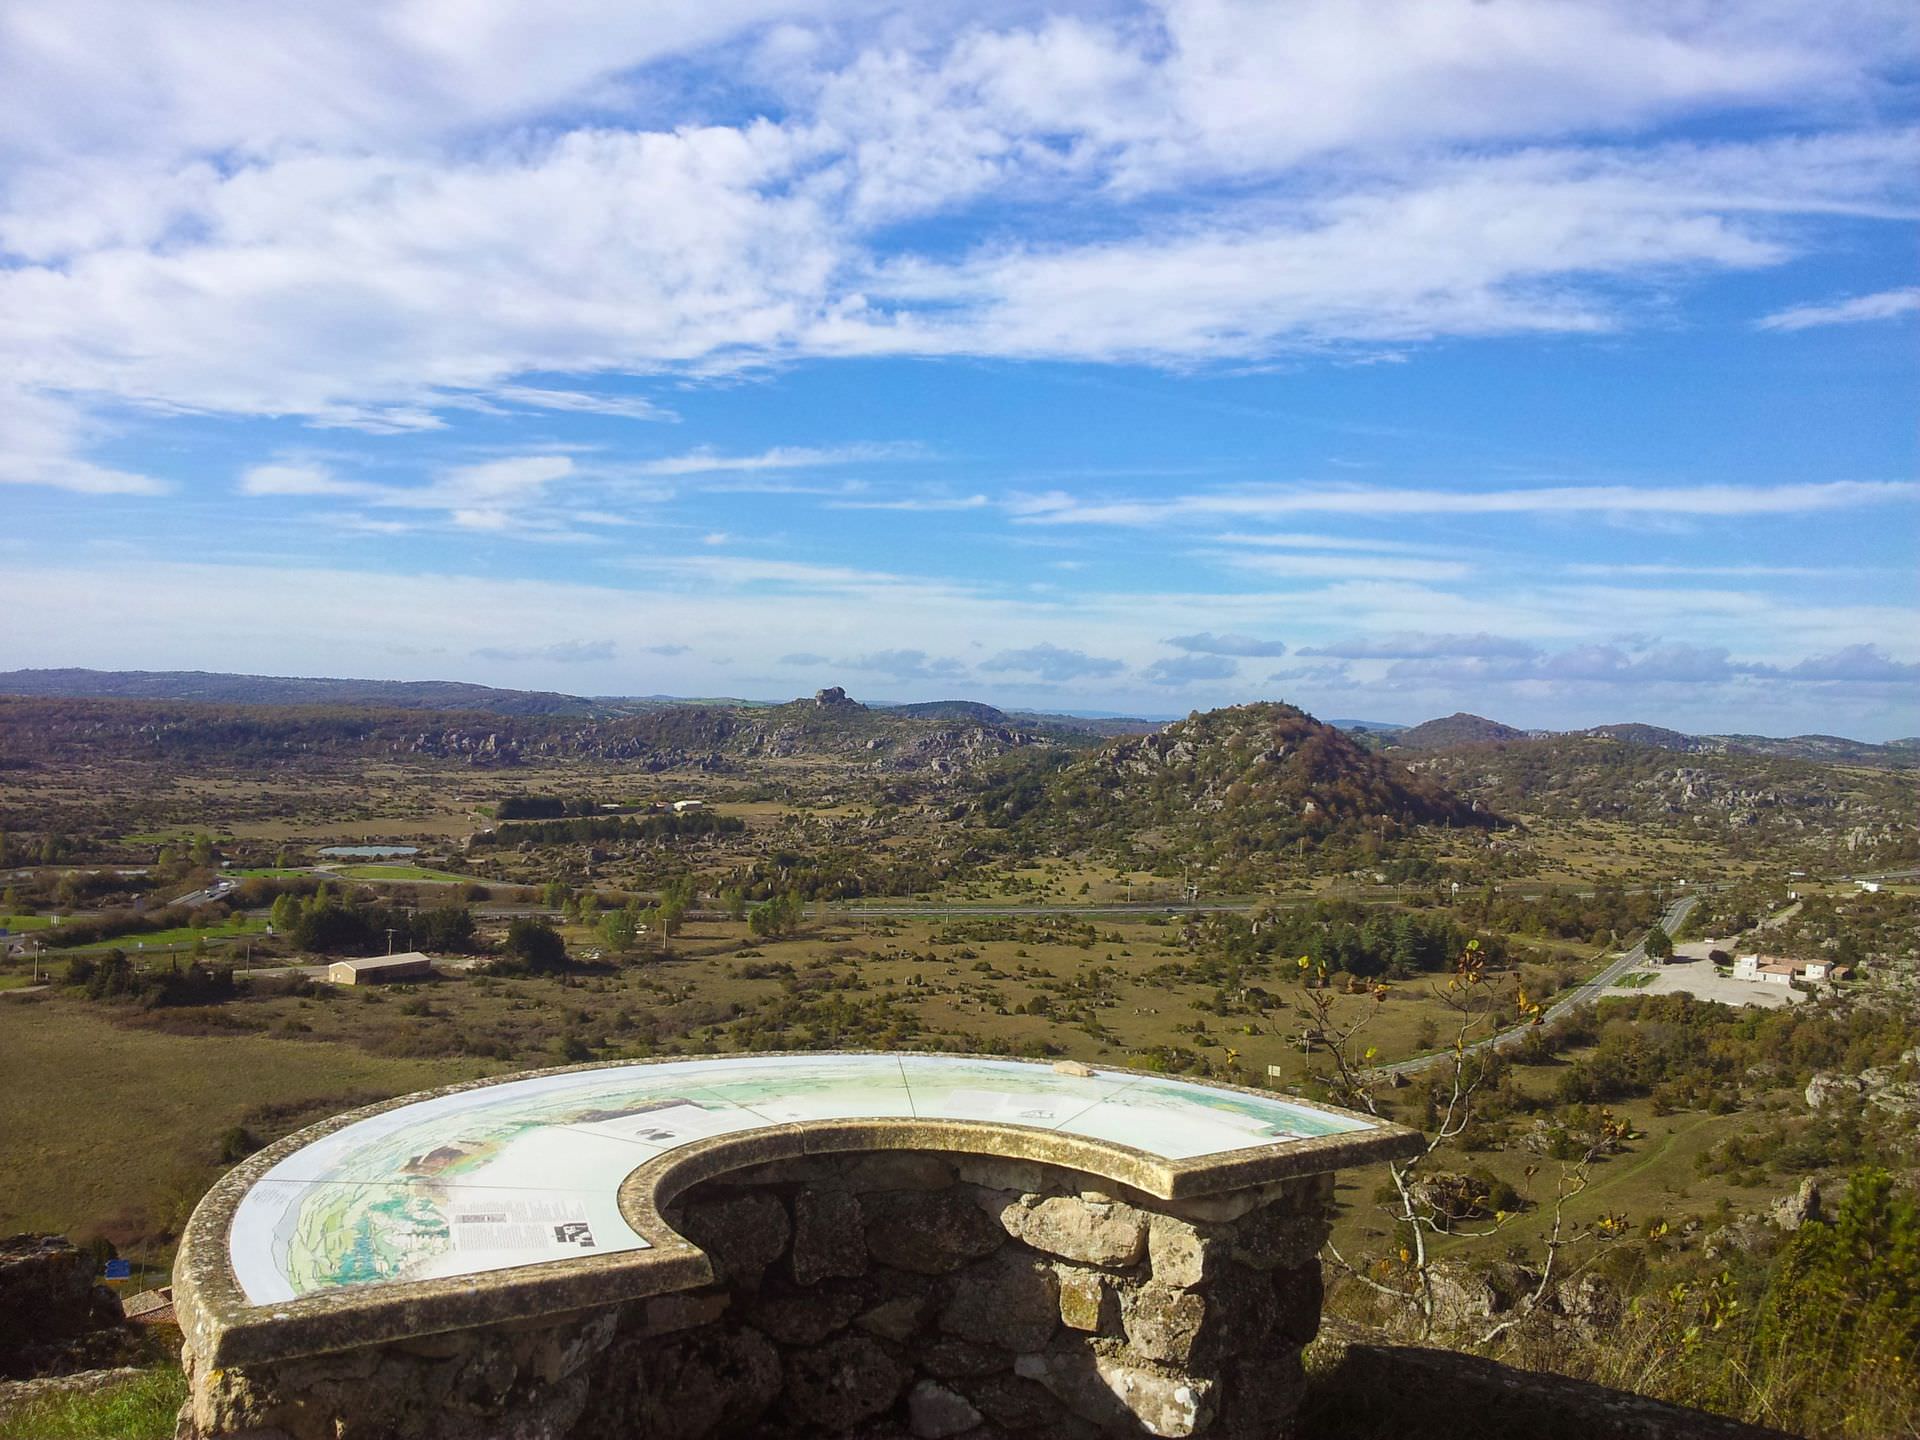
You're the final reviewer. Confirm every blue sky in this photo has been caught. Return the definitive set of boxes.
[2,1,1916,737]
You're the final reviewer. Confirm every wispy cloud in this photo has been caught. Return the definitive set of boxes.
[634,444,922,477]
[1757,286,1920,331]
[472,639,615,664]
[980,643,1126,681]
[1166,632,1289,657]
[1302,632,1542,660]
[840,648,968,682]
[490,385,679,421]
[828,493,989,512]
[1015,480,1915,526]
[1143,654,1239,685]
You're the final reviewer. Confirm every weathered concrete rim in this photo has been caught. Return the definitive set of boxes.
[175,1050,1421,1368]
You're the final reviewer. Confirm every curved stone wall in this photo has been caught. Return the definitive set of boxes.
[174,1054,1421,1438]
[182,1150,1336,1439]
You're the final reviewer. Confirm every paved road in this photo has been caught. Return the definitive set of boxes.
[1375,892,1701,1079]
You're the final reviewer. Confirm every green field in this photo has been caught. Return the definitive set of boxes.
[0,1001,489,1243]
[1,913,55,930]
[325,864,488,884]
[60,916,270,954]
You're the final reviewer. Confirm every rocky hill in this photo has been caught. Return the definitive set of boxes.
[0,690,1075,779]
[1408,734,1919,864]
[1391,713,1529,750]
[1002,702,1493,864]
[1383,708,1916,770]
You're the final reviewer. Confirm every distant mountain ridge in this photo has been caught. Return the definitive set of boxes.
[0,668,1904,763]
[1373,709,1915,769]
[0,667,603,716]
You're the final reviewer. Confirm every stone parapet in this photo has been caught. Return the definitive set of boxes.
[174,1053,1420,1438]
[182,1152,1338,1439]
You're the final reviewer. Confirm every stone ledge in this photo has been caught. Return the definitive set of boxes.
[174,1053,1420,1370]
[181,1150,1341,1439]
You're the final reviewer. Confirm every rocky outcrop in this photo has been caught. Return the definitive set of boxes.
[0,1234,124,1378]
[1805,1054,1920,1117]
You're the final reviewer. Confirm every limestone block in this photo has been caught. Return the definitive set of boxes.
[791,1189,866,1285]
[1095,1355,1217,1439]
[579,1326,780,1440]
[676,1190,790,1288]
[781,1333,908,1431]
[1002,1196,1148,1268]
[1014,1350,1216,1438]
[941,1251,1061,1352]
[746,1280,867,1346]
[1147,1214,1215,1290]
[908,1378,984,1438]
[863,1189,1004,1275]
[855,1294,927,1344]
[1226,1202,1327,1271]
[919,1337,1009,1379]
[1055,1267,1117,1334]
[958,1370,1082,1433]
[1121,1284,1210,1365]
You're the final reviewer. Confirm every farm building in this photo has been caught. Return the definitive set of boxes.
[1731,954,1797,986]
[326,952,434,986]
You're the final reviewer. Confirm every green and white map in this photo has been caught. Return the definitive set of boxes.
[228,1054,1369,1304]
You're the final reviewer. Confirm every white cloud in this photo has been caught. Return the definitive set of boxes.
[238,462,373,497]
[1143,653,1239,685]
[472,639,616,664]
[634,443,920,476]
[840,648,968,681]
[0,388,168,495]
[1303,632,1542,661]
[1015,479,1916,526]
[1756,286,1920,331]
[0,6,1912,491]
[489,385,680,421]
[1165,632,1289,657]
[980,642,1125,681]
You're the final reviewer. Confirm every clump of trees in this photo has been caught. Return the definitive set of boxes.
[64,950,236,1007]
[473,811,742,847]
[496,918,568,974]
[268,888,479,956]
[748,892,807,939]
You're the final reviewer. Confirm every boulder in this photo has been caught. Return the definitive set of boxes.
[781,1334,907,1431]
[941,1251,1061,1352]
[791,1190,866,1286]
[864,1189,1004,1275]
[675,1192,789,1289]
[907,1379,983,1439]
[1000,1196,1149,1268]
[1769,1178,1823,1232]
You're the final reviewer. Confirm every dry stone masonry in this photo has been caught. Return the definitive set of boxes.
[179,1151,1335,1440]
[173,1054,1420,1439]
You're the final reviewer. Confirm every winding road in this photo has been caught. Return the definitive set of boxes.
[1376,891,1700,1079]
